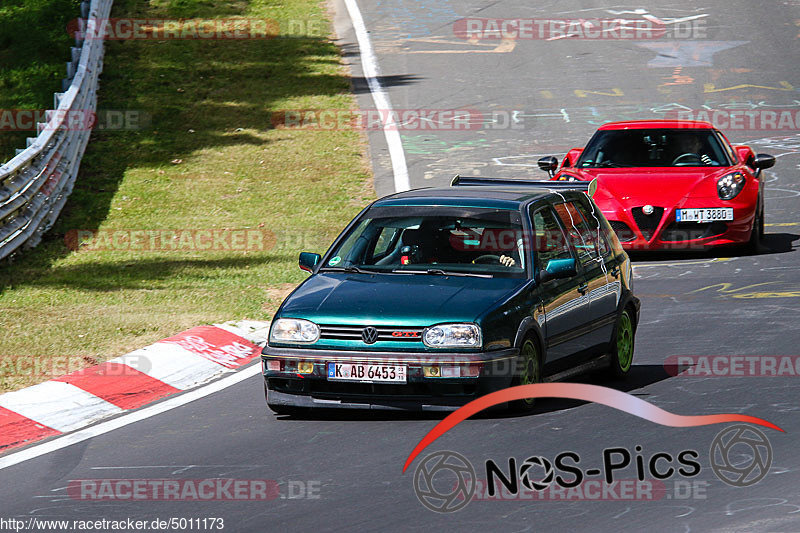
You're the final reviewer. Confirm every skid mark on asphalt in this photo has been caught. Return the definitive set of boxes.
[688,282,800,299]
[400,135,489,155]
[704,81,796,93]
[400,36,517,54]
[633,257,735,275]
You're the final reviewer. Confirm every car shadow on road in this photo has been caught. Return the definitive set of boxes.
[759,232,800,254]
[627,232,799,263]
[499,363,677,419]
[272,364,675,422]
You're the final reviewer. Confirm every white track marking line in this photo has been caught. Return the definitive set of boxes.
[0,364,262,471]
[343,0,410,192]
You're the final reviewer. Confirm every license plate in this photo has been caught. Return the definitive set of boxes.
[676,208,733,223]
[327,362,407,383]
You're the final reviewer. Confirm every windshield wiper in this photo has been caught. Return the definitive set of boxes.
[393,268,493,278]
[320,265,381,274]
[596,161,631,168]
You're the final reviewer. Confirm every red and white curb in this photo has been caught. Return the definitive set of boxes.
[0,320,270,453]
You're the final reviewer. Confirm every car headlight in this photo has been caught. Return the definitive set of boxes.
[557,174,578,182]
[270,318,320,344]
[423,323,482,348]
[717,172,746,200]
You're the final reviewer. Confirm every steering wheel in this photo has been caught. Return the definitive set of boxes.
[472,254,501,264]
[671,153,701,165]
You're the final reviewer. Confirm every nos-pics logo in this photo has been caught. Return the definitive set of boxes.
[412,424,773,513]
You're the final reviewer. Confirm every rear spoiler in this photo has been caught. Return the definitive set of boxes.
[450,175,594,194]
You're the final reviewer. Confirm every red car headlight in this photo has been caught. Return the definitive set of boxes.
[717,172,746,200]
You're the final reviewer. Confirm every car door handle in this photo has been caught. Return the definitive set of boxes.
[610,267,620,278]
[577,284,588,295]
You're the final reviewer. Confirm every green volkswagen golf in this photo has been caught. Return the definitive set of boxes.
[262,178,639,413]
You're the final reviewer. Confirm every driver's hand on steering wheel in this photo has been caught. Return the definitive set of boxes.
[499,255,516,267]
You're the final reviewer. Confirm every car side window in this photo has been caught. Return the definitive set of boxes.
[371,227,400,260]
[531,206,573,271]
[714,130,737,166]
[574,196,612,259]
[553,201,601,267]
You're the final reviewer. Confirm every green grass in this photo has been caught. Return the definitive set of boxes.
[0,0,82,160]
[0,0,374,392]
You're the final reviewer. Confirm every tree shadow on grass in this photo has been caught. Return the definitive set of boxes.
[0,0,420,289]
[16,254,293,291]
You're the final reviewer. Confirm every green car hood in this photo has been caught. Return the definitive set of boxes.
[278,272,526,326]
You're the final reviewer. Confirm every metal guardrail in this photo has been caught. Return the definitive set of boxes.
[0,0,112,260]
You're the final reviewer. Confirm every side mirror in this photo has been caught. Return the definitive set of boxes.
[298,252,321,272]
[538,258,577,283]
[537,156,559,178]
[753,153,775,170]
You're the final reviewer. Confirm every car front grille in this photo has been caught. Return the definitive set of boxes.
[319,324,424,342]
[659,221,728,242]
[631,206,665,241]
[608,220,636,242]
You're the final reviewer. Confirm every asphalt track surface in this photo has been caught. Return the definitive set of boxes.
[2,1,800,531]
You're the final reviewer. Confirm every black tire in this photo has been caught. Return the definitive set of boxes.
[746,200,763,254]
[509,337,542,411]
[606,308,635,379]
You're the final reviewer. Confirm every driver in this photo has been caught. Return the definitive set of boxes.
[472,228,521,268]
[674,135,712,165]
[500,254,516,267]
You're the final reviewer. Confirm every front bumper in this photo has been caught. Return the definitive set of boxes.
[262,346,519,411]
[604,200,756,251]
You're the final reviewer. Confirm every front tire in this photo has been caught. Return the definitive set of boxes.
[746,199,763,254]
[510,337,542,411]
[607,308,635,379]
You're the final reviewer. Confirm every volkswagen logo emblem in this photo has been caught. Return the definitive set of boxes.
[642,204,655,215]
[361,326,379,344]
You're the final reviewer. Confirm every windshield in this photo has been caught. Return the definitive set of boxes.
[576,128,732,168]
[320,206,527,277]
